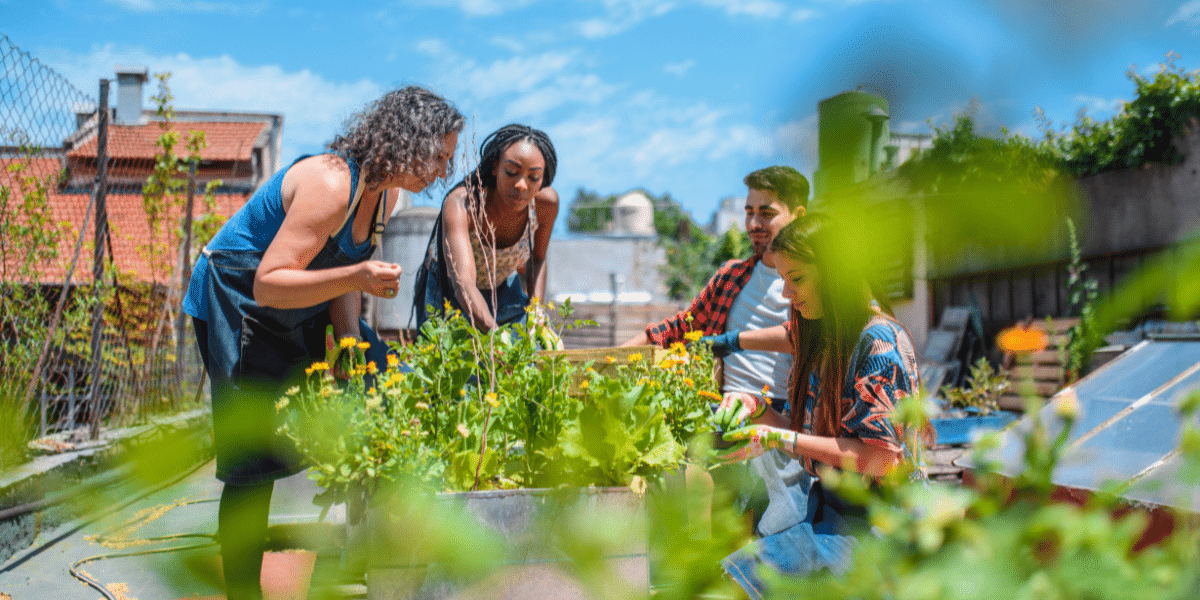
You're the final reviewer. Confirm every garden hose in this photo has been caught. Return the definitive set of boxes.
[69,499,219,600]
[57,455,218,600]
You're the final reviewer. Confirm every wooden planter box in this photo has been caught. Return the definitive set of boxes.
[353,487,649,600]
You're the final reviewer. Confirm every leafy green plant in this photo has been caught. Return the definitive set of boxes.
[279,301,720,516]
[1049,52,1200,176]
[939,357,1008,415]
[0,145,93,466]
[771,389,1200,600]
[1063,217,1101,384]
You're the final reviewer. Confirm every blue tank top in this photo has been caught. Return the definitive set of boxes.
[182,153,381,321]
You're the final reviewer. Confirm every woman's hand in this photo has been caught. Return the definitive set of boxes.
[712,391,766,431]
[712,424,797,465]
[357,260,402,298]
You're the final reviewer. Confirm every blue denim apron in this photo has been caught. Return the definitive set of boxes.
[203,214,390,486]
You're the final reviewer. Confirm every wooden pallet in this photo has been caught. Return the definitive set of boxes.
[998,317,1079,411]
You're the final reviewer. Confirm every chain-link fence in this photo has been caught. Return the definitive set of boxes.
[1,34,205,461]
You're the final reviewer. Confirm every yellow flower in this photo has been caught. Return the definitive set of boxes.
[637,378,647,386]
[368,387,377,395]
[457,423,471,438]
[579,380,590,389]
[683,377,695,387]
[401,430,411,437]
[586,367,595,373]
[684,330,703,342]
[387,354,400,368]
[698,390,721,401]
[485,392,499,408]
[340,337,357,349]
[285,386,299,396]
[629,475,647,496]
[460,388,467,397]
[366,361,377,373]
[762,385,770,396]
[628,352,643,362]
[357,341,371,350]
[684,311,694,323]
[606,356,616,363]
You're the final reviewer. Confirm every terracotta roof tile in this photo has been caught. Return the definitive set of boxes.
[68,121,267,162]
[2,156,250,285]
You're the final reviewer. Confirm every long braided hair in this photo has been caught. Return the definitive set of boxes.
[463,123,558,198]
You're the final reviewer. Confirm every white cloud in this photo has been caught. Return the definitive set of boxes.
[1073,94,1126,118]
[103,0,268,14]
[772,113,819,163]
[571,0,678,39]
[1167,0,1200,28]
[698,0,787,19]
[790,7,817,21]
[663,59,695,78]
[405,0,539,17]
[503,74,621,119]
[43,44,382,162]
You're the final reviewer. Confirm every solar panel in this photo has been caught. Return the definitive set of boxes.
[969,335,1200,510]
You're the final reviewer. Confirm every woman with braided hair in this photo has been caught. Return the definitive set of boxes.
[183,85,463,600]
[711,213,927,598]
[414,123,559,333]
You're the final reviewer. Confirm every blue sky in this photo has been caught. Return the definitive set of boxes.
[6,0,1200,232]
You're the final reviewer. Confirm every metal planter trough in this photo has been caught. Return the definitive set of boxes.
[353,486,648,600]
[930,408,1020,446]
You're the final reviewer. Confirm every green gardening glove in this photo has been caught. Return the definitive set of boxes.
[711,424,797,466]
[712,392,767,432]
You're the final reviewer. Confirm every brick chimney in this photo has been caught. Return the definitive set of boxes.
[113,66,149,125]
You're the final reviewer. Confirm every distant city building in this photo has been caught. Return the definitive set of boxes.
[610,191,656,237]
[708,195,744,236]
[884,131,933,170]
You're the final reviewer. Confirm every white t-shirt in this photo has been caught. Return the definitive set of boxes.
[721,261,808,537]
[722,262,793,399]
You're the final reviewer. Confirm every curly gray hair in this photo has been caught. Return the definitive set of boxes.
[328,86,465,188]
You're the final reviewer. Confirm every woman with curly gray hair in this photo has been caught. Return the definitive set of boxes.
[182,85,462,600]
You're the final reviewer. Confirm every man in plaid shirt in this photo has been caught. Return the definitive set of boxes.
[623,165,808,351]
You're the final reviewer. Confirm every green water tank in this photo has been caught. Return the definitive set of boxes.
[813,90,889,198]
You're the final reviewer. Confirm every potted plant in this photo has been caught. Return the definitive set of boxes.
[277,301,719,599]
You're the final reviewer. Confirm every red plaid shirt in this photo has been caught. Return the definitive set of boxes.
[646,255,760,347]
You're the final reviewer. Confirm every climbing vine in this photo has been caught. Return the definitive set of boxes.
[1048,52,1200,176]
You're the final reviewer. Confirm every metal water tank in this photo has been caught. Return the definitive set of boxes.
[376,204,439,331]
[611,191,656,237]
[814,90,889,197]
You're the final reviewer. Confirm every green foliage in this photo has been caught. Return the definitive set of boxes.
[0,146,92,467]
[939,357,1007,415]
[770,394,1200,600]
[279,301,720,514]
[1063,218,1101,384]
[565,187,613,233]
[142,72,224,284]
[897,103,1076,276]
[1050,53,1200,176]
